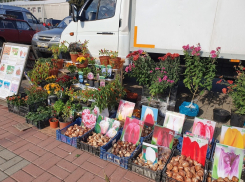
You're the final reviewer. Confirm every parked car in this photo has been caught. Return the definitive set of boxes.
[32,16,72,57]
[0,5,46,31]
[0,15,36,47]
[45,18,61,29]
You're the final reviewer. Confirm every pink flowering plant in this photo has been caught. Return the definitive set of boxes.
[183,43,221,104]
[125,50,155,86]
[149,53,181,97]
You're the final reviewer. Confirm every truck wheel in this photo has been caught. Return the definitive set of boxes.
[0,38,4,47]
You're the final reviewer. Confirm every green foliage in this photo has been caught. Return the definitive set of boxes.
[62,101,75,121]
[26,106,51,122]
[25,85,48,105]
[183,44,220,102]
[53,100,65,116]
[6,94,26,107]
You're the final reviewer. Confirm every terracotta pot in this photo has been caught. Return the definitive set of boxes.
[70,53,78,63]
[78,53,90,58]
[49,68,59,77]
[56,59,64,69]
[118,58,124,69]
[49,118,59,128]
[99,56,110,66]
[77,59,88,68]
[109,57,120,69]
[59,120,72,129]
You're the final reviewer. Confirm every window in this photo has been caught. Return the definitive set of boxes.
[26,13,38,24]
[0,21,4,28]
[38,7,41,13]
[1,20,15,29]
[16,21,30,30]
[32,7,36,13]
[83,0,117,21]
[5,11,24,20]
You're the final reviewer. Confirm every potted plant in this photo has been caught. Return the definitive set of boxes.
[60,101,75,129]
[78,40,90,58]
[53,100,65,123]
[69,42,79,63]
[55,75,72,89]
[48,44,64,69]
[66,63,77,78]
[218,63,245,127]
[87,72,94,87]
[25,85,48,112]
[99,49,110,66]
[76,56,88,68]
[45,75,57,84]
[26,106,51,129]
[6,94,25,113]
[179,44,221,117]
[109,50,119,69]
[49,117,59,129]
[44,83,61,105]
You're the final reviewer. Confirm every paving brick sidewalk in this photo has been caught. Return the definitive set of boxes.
[0,105,154,182]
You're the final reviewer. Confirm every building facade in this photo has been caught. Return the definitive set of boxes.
[0,0,70,22]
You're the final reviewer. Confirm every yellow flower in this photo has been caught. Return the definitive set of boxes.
[77,57,86,63]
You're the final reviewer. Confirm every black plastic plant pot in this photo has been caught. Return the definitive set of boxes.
[40,80,48,88]
[48,95,58,105]
[88,80,94,87]
[213,108,230,123]
[94,81,99,88]
[230,111,245,127]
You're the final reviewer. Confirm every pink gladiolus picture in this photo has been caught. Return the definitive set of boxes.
[121,117,144,145]
[212,143,244,180]
[192,118,216,142]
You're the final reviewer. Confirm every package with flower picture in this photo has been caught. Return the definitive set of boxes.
[192,117,216,142]
[141,105,158,127]
[121,117,144,146]
[181,134,209,166]
[80,107,97,129]
[142,142,158,165]
[212,143,244,181]
[116,99,135,122]
[163,111,185,134]
[94,115,120,138]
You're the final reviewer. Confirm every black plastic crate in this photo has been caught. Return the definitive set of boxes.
[162,149,207,182]
[77,128,122,157]
[19,106,28,117]
[26,117,49,130]
[27,100,47,112]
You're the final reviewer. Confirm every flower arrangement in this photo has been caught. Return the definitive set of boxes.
[79,40,89,55]
[217,64,245,115]
[45,75,57,83]
[25,85,48,105]
[148,53,181,97]
[109,51,118,59]
[6,94,26,107]
[125,49,155,87]
[99,49,110,56]
[44,83,61,95]
[66,63,77,74]
[77,56,87,64]
[182,44,221,104]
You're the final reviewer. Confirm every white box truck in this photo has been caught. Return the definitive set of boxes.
[60,0,245,72]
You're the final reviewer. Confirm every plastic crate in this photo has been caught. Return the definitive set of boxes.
[27,100,47,112]
[162,149,207,182]
[26,117,49,130]
[77,128,122,156]
[100,130,142,169]
[19,106,28,117]
[56,118,93,148]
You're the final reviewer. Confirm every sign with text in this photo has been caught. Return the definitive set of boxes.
[0,43,30,99]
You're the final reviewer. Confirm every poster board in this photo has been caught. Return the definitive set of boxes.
[0,43,30,100]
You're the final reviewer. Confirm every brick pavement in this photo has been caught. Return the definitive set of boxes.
[0,105,155,182]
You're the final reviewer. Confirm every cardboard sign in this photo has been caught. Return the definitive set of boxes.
[0,43,30,99]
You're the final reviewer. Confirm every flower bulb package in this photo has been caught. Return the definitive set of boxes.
[181,134,209,166]
[95,115,120,138]
[212,143,244,181]
[141,105,158,127]
[151,125,175,149]
[121,117,144,145]
[116,100,135,121]
[220,125,245,149]
[142,142,158,164]
[81,108,97,129]
[192,117,216,142]
[163,111,185,134]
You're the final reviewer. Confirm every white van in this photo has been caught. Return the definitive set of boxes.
[0,5,46,31]
[61,0,245,68]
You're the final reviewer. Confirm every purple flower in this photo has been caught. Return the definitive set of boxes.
[138,49,143,54]
[218,148,240,179]
[162,75,168,81]
[125,67,129,72]
[149,70,153,73]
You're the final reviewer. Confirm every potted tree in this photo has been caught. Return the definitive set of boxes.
[179,44,221,117]
[218,63,245,127]
[99,49,110,66]
[109,51,120,69]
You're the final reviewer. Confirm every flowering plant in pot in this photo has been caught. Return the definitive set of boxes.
[53,99,65,117]
[25,85,48,109]
[180,44,221,117]
[45,75,57,84]
[56,75,72,88]
[28,60,50,85]
[78,40,90,57]
[99,48,110,66]
[109,50,119,69]
[44,83,61,105]
[125,49,155,88]
[48,44,65,69]
[218,64,245,127]
[66,63,77,73]
[76,56,88,68]
[6,94,26,112]
[60,101,75,129]
[68,42,79,63]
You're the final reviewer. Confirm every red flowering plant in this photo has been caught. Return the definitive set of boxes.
[56,75,78,88]
[217,64,245,115]
[125,49,155,87]
[62,100,75,122]
[6,94,26,107]
[149,53,181,97]
[183,43,221,106]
